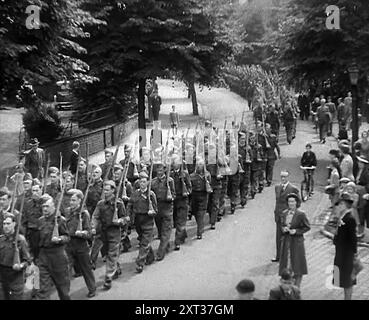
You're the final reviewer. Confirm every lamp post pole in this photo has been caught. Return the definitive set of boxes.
[348,63,359,151]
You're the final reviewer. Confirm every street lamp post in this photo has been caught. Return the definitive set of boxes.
[348,63,359,150]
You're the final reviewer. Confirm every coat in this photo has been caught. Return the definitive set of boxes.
[340,154,354,181]
[24,147,45,179]
[333,210,357,288]
[279,209,310,276]
[274,182,300,222]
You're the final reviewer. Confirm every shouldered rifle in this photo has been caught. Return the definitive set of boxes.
[59,152,63,189]
[10,179,19,215]
[76,170,93,232]
[52,154,66,238]
[147,152,156,216]
[103,128,124,182]
[85,141,90,183]
[166,153,173,201]
[13,193,25,266]
[262,112,272,149]
[43,154,50,194]
[74,151,82,189]
[4,170,9,188]
[180,132,189,197]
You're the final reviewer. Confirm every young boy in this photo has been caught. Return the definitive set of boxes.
[169,105,179,136]
[300,143,317,194]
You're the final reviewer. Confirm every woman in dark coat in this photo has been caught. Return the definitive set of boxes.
[333,192,358,300]
[279,193,310,288]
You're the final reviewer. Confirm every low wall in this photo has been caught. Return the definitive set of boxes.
[41,114,138,169]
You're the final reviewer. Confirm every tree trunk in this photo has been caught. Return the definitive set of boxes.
[138,78,146,150]
[189,80,199,116]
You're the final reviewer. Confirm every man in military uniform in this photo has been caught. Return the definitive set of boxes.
[0,213,31,300]
[127,172,157,273]
[266,104,280,138]
[238,132,252,207]
[45,167,61,200]
[119,144,139,185]
[282,103,295,144]
[100,149,114,181]
[60,174,75,218]
[151,163,175,260]
[249,134,264,199]
[265,124,281,187]
[15,174,33,211]
[76,158,88,193]
[255,123,267,193]
[22,180,43,261]
[86,165,103,214]
[190,157,212,239]
[171,154,191,250]
[113,164,133,253]
[36,196,70,300]
[91,180,128,290]
[24,138,45,180]
[0,187,20,235]
[66,189,96,298]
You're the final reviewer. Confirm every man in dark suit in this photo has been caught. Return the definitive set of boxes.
[24,138,45,179]
[69,141,80,175]
[272,170,300,262]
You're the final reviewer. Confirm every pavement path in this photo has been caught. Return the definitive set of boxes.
[50,80,369,300]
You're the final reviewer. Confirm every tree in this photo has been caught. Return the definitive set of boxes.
[0,0,102,102]
[276,0,369,99]
[75,0,229,147]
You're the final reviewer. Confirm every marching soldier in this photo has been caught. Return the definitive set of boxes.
[36,196,70,300]
[86,165,103,215]
[265,123,281,187]
[249,134,264,199]
[126,171,157,273]
[24,138,45,180]
[45,167,61,200]
[22,180,43,261]
[151,163,175,260]
[266,104,280,138]
[113,164,133,253]
[66,189,96,298]
[256,121,268,192]
[60,174,75,218]
[171,154,192,250]
[119,144,139,185]
[0,213,32,300]
[0,187,20,235]
[190,157,212,239]
[76,159,88,193]
[238,132,252,207]
[100,149,114,180]
[91,180,128,290]
[15,174,33,211]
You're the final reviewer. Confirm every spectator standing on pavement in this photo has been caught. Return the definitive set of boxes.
[339,143,355,182]
[169,105,180,136]
[69,141,80,175]
[236,279,257,300]
[333,192,358,300]
[354,131,369,160]
[355,156,369,237]
[272,170,300,263]
[151,92,162,121]
[326,96,336,136]
[310,97,320,129]
[269,268,301,300]
[326,159,341,207]
[298,92,309,121]
[24,138,45,180]
[279,193,310,288]
[316,98,330,144]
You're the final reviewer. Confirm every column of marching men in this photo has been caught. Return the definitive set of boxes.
[0,116,282,300]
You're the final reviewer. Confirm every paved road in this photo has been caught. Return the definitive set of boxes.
[49,80,369,300]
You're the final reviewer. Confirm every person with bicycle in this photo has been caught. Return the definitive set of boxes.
[300,143,317,197]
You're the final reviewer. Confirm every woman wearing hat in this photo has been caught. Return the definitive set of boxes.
[333,192,358,300]
[279,193,310,288]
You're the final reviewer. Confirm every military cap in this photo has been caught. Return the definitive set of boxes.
[32,178,42,186]
[23,173,33,182]
[113,164,124,171]
[339,143,350,153]
[41,194,53,204]
[357,156,369,164]
[67,188,84,199]
[239,132,246,138]
[0,187,11,198]
[155,162,165,169]
[204,120,212,127]
[139,171,149,179]
[236,279,255,294]
[49,167,59,174]
[104,180,116,189]
[339,177,351,183]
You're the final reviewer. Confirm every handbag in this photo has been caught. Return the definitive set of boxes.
[352,255,364,279]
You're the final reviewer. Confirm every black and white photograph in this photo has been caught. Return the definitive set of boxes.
[0,0,369,306]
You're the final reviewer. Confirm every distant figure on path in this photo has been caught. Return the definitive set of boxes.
[151,92,162,121]
[169,105,180,136]
[69,141,80,175]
